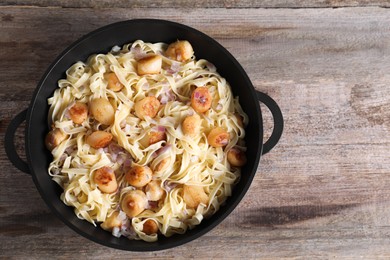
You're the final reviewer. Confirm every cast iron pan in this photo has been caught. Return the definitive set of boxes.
[5,19,283,251]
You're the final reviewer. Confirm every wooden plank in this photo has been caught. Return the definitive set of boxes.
[1,6,390,259]
[0,0,390,8]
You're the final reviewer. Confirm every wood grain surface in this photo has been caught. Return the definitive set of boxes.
[1,3,390,259]
[1,0,390,8]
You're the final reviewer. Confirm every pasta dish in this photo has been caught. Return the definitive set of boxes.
[45,40,247,241]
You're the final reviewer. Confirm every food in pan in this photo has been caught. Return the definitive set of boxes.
[46,39,248,242]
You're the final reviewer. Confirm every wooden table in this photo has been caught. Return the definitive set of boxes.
[1,1,389,258]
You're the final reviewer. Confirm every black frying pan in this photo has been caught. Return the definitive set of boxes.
[5,19,283,251]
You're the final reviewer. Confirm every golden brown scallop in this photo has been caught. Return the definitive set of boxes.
[125,165,153,188]
[68,102,88,124]
[121,190,148,218]
[191,87,212,113]
[182,113,202,136]
[100,211,122,231]
[143,219,159,235]
[207,127,230,148]
[86,131,113,149]
[104,72,124,92]
[182,185,209,209]
[145,180,164,201]
[165,40,194,62]
[45,128,68,151]
[227,147,247,167]
[93,166,118,194]
[137,55,162,75]
[139,129,166,148]
[90,98,115,125]
[134,96,160,120]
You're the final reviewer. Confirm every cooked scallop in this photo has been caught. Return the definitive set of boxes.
[182,114,202,136]
[93,166,118,194]
[100,211,122,231]
[139,129,166,148]
[125,165,153,188]
[45,128,68,151]
[165,40,194,62]
[143,219,159,235]
[134,96,160,120]
[121,190,148,218]
[145,180,164,201]
[182,185,209,209]
[68,102,88,124]
[207,127,230,147]
[191,87,212,113]
[104,72,124,92]
[90,98,115,125]
[137,55,162,75]
[227,147,247,167]
[86,131,113,149]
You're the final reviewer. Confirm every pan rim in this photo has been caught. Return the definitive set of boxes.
[25,18,263,251]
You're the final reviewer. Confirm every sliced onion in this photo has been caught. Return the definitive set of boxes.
[186,109,194,116]
[142,82,150,90]
[65,145,75,155]
[163,181,177,192]
[220,139,229,146]
[108,142,125,155]
[171,62,181,73]
[157,125,166,132]
[158,87,176,104]
[206,61,216,72]
[64,109,71,120]
[111,45,121,54]
[160,94,169,104]
[131,46,147,60]
[146,201,159,209]
[118,210,128,223]
[166,90,176,102]
[110,153,118,161]
[112,226,121,237]
[59,153,67,164]
[120,222,138,239]
[122,158,133,172]
[124,124,131,133]
[174,74,182,80]
[155,144,171,156]
[116,153,127,165]
[50,168,61,175]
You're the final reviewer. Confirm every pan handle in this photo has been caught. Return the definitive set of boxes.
[4,109,30,174]
[4,96,281,171]
[256,91,284,155]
